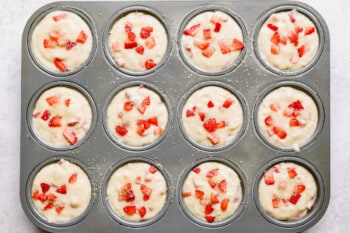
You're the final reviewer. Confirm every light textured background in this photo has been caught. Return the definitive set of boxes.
[0,0,349,232]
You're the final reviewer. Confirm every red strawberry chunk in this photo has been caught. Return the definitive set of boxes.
[48,115,62,127]
[270,104,278,112]
[214,22,221,32]
[65,40,77,50]
[52,14,67,22]
[65,98,71,107]
[63,129,78,145]
[182,192,192,198]
[305,27,315,35]
[194,39,210,50]
[148,117,158,126]
[41,183,50,193]
[231,38,245,51]
[43,202,54,211]
[55,204,65,214]
[280,36,287,45]
[273,166,280,173]
[218,179,227,193]
[135,45,145,55]
[216,121,226,128]
[33,111,41,118]
[76,30,87,43]
[145,36,156,49]
[41,110,51,121]
[205,215,215,223]
[202,45,216,58]
[264,172,275,185]
[203,28,211,40]
[139,206,147,218]
[54,58,68,72]
[289,193,301,204]
[122,182,132,191]
[32,190,39,200]
[221,198,229,211]
[124,22,132,33]
[141,185,153,201]
[288,12,296,23]
[294,184,306,194]
[207,100,214,108]
[270,32,281,45]
[272,126,287,139]
[123,205,136,215]
[289,100,304,110]
[195,189,205,199]
[222,99,233,108]
[49,30,60,41]
[272,197,280,208]
[43,39,56,48]
[138,96,151,114]
[37,193,48,202]
[264,115,274,127]
[193,167,201,174]
[135,176,141,184]
[56,184,67,194]
[145,59,156,70]
[267,23,278,31]
[208,180,216,189]
[184,24,201,36]
[124,41,138,49]
[46,95,59,106]
[47,193,57,202]
[288,31,299,46]
[153,127,162,135]
[137,126,145,136]
[271,44,280,55]
[295,26,303,34]
[205,204,214,215]
[127,32,136,42]
[211,193,219,204]
[186,109,195,117]
[140,26,153,39]
[68,173,78,183]
[206,168,219,178]
[123,189,135,202]
[208,133,220,145]
[288,168,298,178]
[203,118,217,132]
[218,40,231,54]
[67,120,79,127]
[298,44,310,58]
[149,165,157,174]
[198,111,205,122]
[290,118,301,127]
[124,101,133,111]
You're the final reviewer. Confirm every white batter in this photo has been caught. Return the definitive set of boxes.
[31,10,93,72]
[107,85,168,147]
[32,86,92,148]
[182,162,242,223]
[257,86,318,151]
[259,162,317,221]
[106,162,167,222]
[31,159,91,223]
[108,12,167,71]
[182,86,243,147]
[258,10,319,71]
[181,11,244,72]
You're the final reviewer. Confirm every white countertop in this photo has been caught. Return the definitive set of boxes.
[1,0,349,232]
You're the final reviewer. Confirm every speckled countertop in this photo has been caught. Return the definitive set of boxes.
[0,0,349,232]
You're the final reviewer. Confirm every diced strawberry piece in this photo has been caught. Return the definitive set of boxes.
[65,98,70,107]
[270,104,278,112]
[49,30,60,41]
[46,95,59,106]
[32,190,39,200]
[288,168,298,178]
[33,112,41,118]
[267,23,278,31]
[145,36,156,49]
[153,126,163,135]
[290,118,301,127]
[63,129,78,145]
[136,126,145,136]
[231,39,245,51]
[52,14,67,22]
[298,44,310,58]
[48,115,62,127]
[41,110,51,121]
[273,166,280,173]
[115,58,126,67]
[202,45,216,58]
[295,26,303,33]
[37,193,48,202]
[270,32,280,45]
[139,206,147,218]
[123,205,136,215]
[205,204,214,215]
[124,189,135,202]
[184,24,201,36]
[141,185,152,201]
[186,109,195,117]
[210,15,227,24]
[222,99,233,108]
[294,184,306,194]
[198,111,205,122]
[112,42,120,52]
[140,26,153,39]
[56,184,67,194]
[205,215,215,223]
[47,193,57,202]
[68,173,78,184]
[221,198,229,211]
[115,125,128,137]
[135,176,141,184]
[271,44,280,55]
[208,133,220,145]
[193,167,201,174]
[203,28,211,40]
[272,197,280,208]
[218,39,231,54]
[288,31,299,46]
[149,165,157,174]
[145,59,156,70]
[264,172,275,185]
[305,27,315,35]
[195,189,205,199]
[148,117,158,126]
[122,182,132,191]
[54,58,68,72]
[288,100,304,110]
[208,180,216,189]
[289,193,301,204]
[211,193,219,204]
[55,204,65,214]
[206,168,219,178]
[43,202,54,211]
[290,55,299,64]
[264,115,274,127]
[138,96,151,114]
[76,30,87,43]
[127,32,136,42]
[214,22,221,32]
[182,192,192,198]
[203,118,217,132]
[283,108,293,117]
[288,12,296,23]
[67,120,79,127]
[207,100,214,108]
[40,183,50,193]
[124,41,138,49]
[218,179,226,193]
[216,121,226,128]
[124,22,132,33]
[65,40,77,50]
[135,45,145,55]
[123,101,133,111]
[280,36,287,45]
[43,39,56,48]
[194,39,210,50]
[272,126,287,139]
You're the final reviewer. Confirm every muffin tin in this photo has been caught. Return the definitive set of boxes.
[20,1,330,232]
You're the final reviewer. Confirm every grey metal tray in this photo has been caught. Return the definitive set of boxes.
[20,1,330,232]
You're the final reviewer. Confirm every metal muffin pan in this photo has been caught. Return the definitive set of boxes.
[20,1,330,232]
